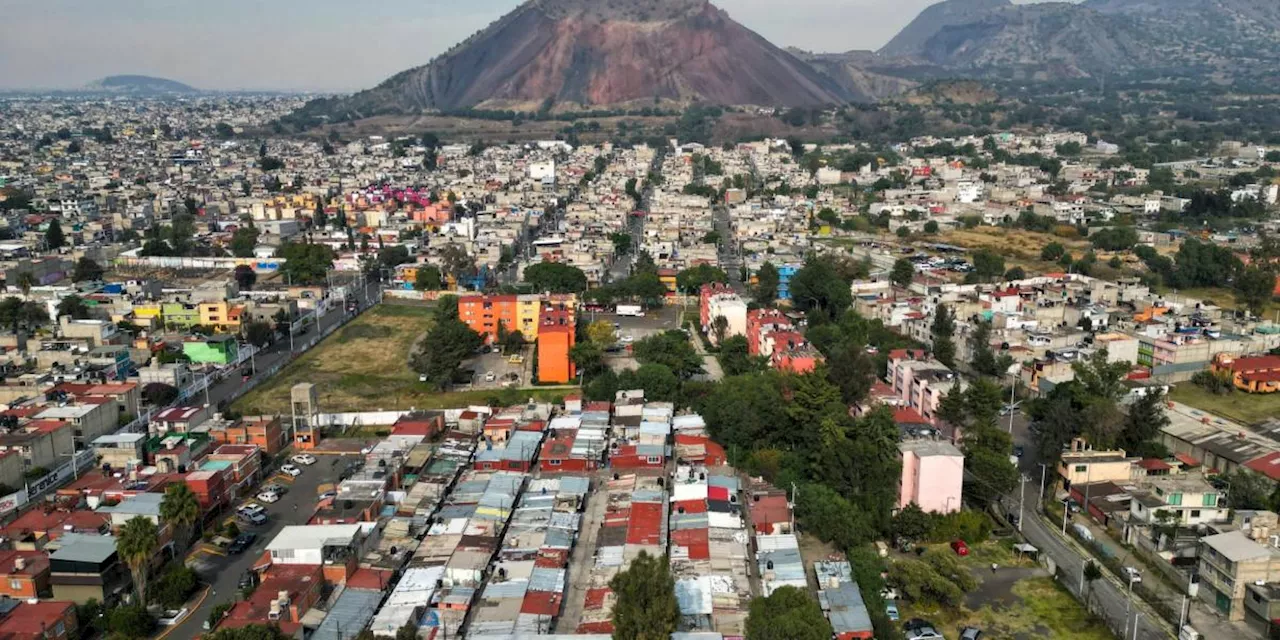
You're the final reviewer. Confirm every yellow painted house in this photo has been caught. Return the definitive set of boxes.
[198,302,244,332]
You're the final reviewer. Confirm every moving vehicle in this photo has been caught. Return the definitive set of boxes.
[951,539,970,556]
[291,453,316,466]
[616,304,645,317]
[1123,566,1142,583]
[228,532,257,554]
[281,464,302,477]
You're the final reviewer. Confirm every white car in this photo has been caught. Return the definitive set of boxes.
[239,503,266,517]
[291,454,316,466]
[281,464,302,477]
[620,335,634,343]
[1123,566,1142,583]
[256,490,281,503]
[484,371,496,382]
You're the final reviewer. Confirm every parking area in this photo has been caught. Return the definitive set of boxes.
[463,345,533,390]
[179,453,362,636]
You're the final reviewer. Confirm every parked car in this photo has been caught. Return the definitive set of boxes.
[262,483,288,495]
[291,453,316,466]
[1123,566,1142,583]
[238,571,258,590]
[886,600,900,621]
[239,503,266,517]
[256,490,280,503]
[228,533,257,554]
[951,539,970,556]
[904,619,944,640]
[484,371,496,382]
[961,627,984,640]
[281,464,302,477]
[236,510,267,526]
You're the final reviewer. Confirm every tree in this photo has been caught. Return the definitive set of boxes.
[395,622,419,640]
[277,242,336,285]
[610,232,633,255]
[13,271,36,296]
[1004,266,1026,281]
[233,264,257,290]
[745,586,832,640]
[791,256,853,321]
[230,226,259,258]
[1120,389,1170,453]
[711,315,729,344]
[972,249,1005,282]
[754,262,780,305]
[410,318,483,389]
[718,335,765,376]
[675,264,729,295]
[106,604,154,639]
[586,320,616,346]
[923,220,940,234]
[824,341,876,405]
[56,295,91,320]
[204,625,292,640]
[45,219,65,249]
[503,329,526,355]
[930,305,956,368]
[891,258,914,288]
[151,564,198,609]
[414,265,443,291]
[142,382,179,406]
[609,550,679,640]
[892,502,932,543]
[619,364,680,402]
[1041,242,1066,262]
[633,331,703,378]
[970,320,998,376]
[117,515,159,603]
[523,261,588,293]
[244,320,274,349]
[571,341,606,377]
[72,257,104,282]
[1236,266,1275,316]
[0,297,47,332]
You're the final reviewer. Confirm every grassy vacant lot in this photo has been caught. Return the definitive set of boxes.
[943,227,1092,266]
[898,542,1112,640]
[234,303,574,415]
[1169,384,1277,425]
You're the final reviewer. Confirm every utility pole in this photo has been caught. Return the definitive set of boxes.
[1018,474,1028,532]
[1007,376,1017,434]
[1039,463,1048,512]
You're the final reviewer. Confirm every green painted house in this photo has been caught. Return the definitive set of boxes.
[161,303,200,330]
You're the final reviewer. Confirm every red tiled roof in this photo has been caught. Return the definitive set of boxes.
[0,601,73,638]
[892,407,929,425]
[1174,453,1201,468]
[625,502,664,545]
[671,527,710,560]
[521,590,562,615]
[1137,458,1173,472]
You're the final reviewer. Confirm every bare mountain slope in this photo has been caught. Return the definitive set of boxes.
[297,0,852,120]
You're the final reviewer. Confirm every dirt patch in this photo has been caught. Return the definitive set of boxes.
[943,227,1091,265]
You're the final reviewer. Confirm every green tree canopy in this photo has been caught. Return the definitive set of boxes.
[609,550,679,640]
[230,226,259,258]
[278,242,336,285]
[45,219,65,249]
[72,257,104,282]
[675,263,729,295]
[745,586,832,640]
[633,331,703,379]
[414,265,443,291]
[524,261,588,293]
[791,256,853,321]
[754,262,780,305]
[891,258,914,288]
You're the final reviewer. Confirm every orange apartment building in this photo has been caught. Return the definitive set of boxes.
[537,304,576,384]
[0,550,50,599]
[458,294,543,343]
[207,416,287,455]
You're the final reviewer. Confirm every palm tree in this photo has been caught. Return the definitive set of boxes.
[117,516,159,604]
[159,483,200,551]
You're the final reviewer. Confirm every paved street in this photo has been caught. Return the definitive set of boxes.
[175,453,361,637]
[1005,415,1173,640]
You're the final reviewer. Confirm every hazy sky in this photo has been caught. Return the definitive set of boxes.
[0,0,948,92]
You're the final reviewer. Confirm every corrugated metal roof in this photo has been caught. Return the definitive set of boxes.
[529,567,566,593]
[312,587,383,640]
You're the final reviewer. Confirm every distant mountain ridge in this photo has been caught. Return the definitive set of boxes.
[293,0,858,121]
[879,0,1280,78]
[87,75,198,93]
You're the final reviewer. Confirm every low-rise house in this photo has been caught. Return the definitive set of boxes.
[1128,475,1226,526]
[1058,439,1138,488]
[48,533,128,604]
[899,438,964,514]
[1198,529,1280,621]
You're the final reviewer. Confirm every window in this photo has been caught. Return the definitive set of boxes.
[1191,510,1201,519]
[646,456,661,464]
[548,459,561,466]
[1075,465,1087,473]
[8,579,20,591]
[1169,492,1183,506]
[1203,493,1218,506]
